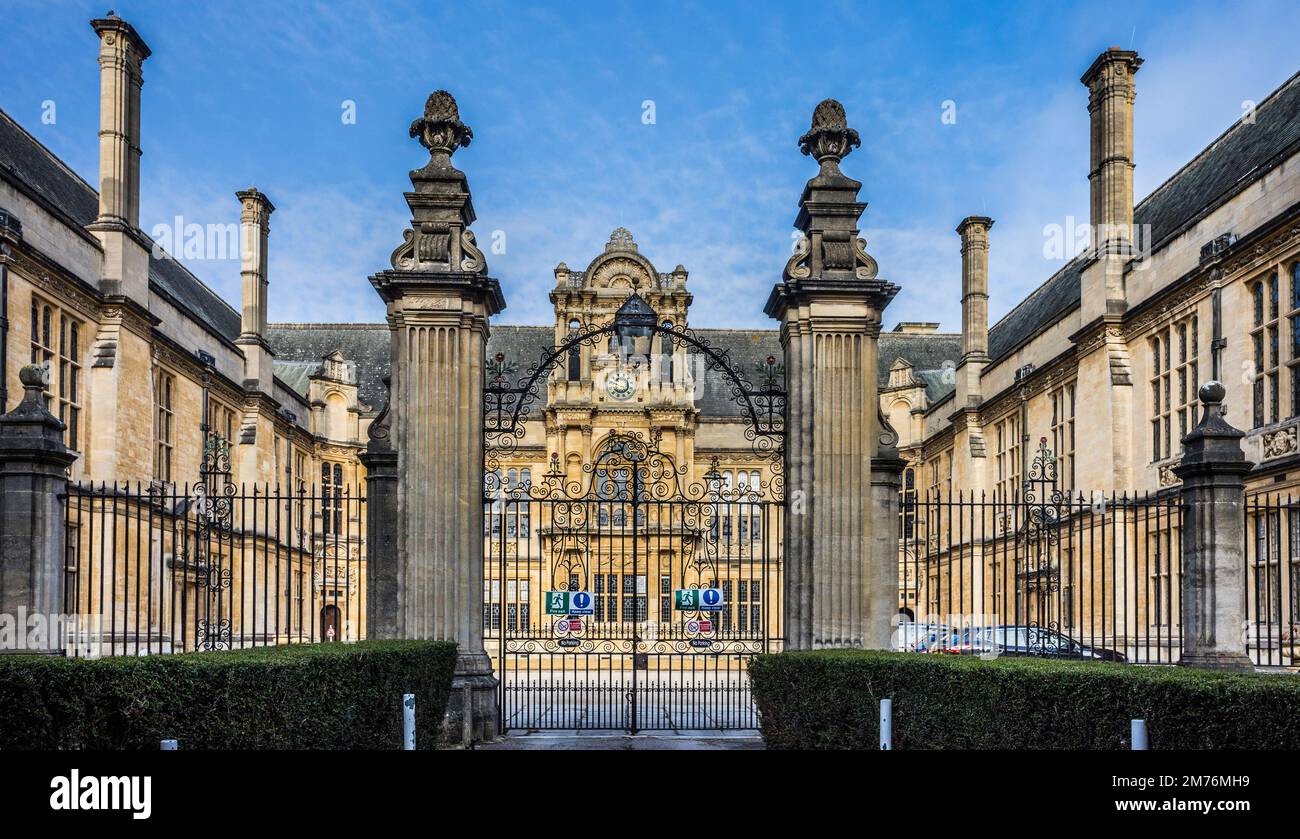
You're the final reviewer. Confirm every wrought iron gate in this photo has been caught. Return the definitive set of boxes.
[483,300,785,732]
[485,432,781,731]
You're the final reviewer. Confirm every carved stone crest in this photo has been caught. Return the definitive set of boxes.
[1262,425,1298,459]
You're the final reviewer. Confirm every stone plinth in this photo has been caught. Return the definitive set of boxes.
[0,366,79,654]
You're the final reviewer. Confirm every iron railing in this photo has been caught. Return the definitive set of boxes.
[900,487,1299,669]
[899,489,1184,664]
[61,481,366,656]
[1244,491,1300,667]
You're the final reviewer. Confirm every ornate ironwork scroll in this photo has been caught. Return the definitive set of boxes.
[1019,436,1065,647]
[484,313,785,498]
[194,364,234,651]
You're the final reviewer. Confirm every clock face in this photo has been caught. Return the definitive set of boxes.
[606,370,635,401]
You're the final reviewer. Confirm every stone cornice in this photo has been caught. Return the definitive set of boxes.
[86,218,154,253]
[101,294,160,341]
[978,349,1078,424]
[91,16,153,61]
[240,389,283,416]
[370,269,505,315]
[4,240,104,320]
[150,333,244,407]
[764,276,900,322]
[1206,204,1300,283]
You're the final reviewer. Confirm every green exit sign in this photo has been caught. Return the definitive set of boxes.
[674,588,724,611]
[544,591,594,615]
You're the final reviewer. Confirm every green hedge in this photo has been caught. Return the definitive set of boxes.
[0,640,458,750]
[749,650,1300,750]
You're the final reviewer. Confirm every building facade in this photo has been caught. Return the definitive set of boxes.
[5,15,1298,659]
[0,16,373,649]
[894,50,1300,659]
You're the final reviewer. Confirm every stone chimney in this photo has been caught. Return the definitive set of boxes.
[956,216,993,361]
[953,216,993,409]
[1081,48,1142,260]
[236,188,275,391]
[88,14,151,301]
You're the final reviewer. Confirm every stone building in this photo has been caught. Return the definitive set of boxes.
[895,50,1300,652]
[904,51,1300,496]
[0,16,373,649]
[6,15,1298,658]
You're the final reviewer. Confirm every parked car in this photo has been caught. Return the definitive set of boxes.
[953,625,1127,662]
[892,622,953,653]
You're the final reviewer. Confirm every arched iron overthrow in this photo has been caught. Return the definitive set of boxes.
[484,320,785,498]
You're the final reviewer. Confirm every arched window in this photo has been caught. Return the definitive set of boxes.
[321,462,344,535]
[326,392,348,440]
[889,400,910,446]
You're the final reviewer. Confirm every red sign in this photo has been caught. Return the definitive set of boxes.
[698,620,712,633]
[569,619,582,632]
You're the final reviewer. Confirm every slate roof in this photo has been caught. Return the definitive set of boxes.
[6,63,1299,408]
[0,107,243,342]
[985,68,1300,364]
[266,324,391,411]
[262,322,962,418]
[879,331,963,402]
[691,329,783,417]
[0,108,98,228]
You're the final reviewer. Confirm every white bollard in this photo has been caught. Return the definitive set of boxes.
[880,698,893,750]
[1131,719,1148,750]
[402,693,416,751]
[160,739,177,751]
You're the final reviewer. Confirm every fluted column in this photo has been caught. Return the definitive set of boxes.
[767,99,900,650]
[370,91,504,742]
[385,291,499,644]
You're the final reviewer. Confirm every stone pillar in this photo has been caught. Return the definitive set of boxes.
[0,365,79,654]
[360,378,399,640]
[1174,381,1254,672]
[370,91,504,741]
[765,99,900,650]
[870,447,907,648]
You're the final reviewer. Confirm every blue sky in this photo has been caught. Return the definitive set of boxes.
[2,0,1298,331]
